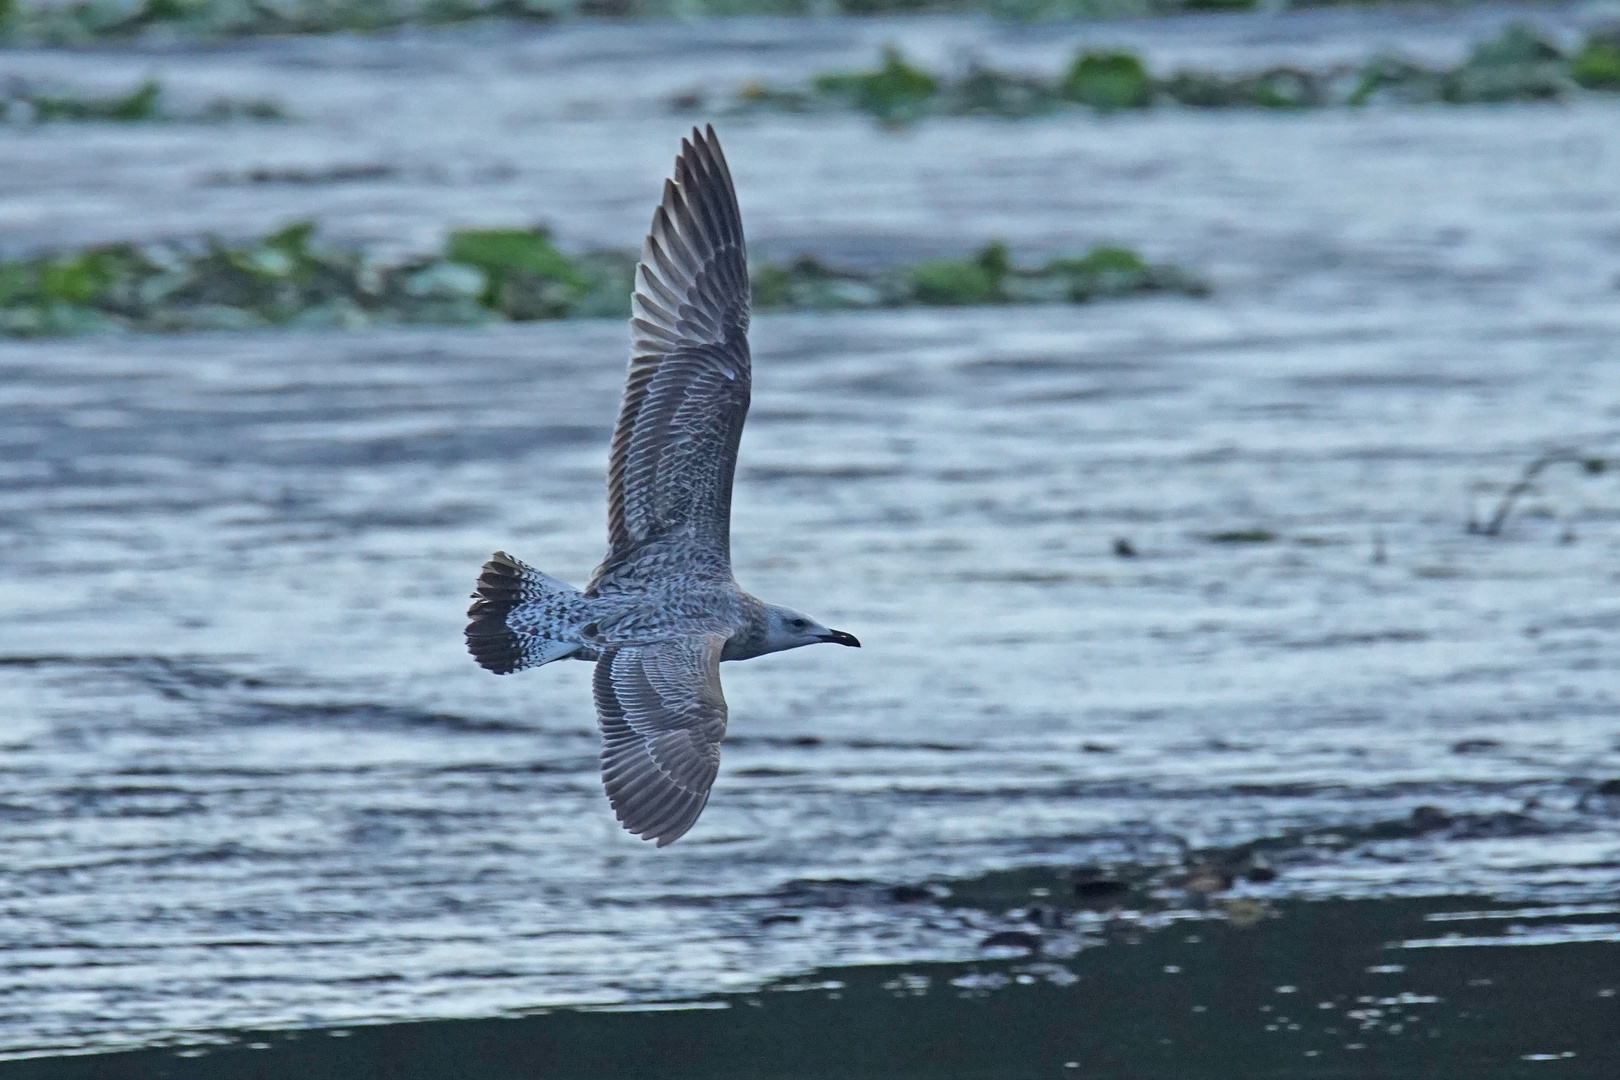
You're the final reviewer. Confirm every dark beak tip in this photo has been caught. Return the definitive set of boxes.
[825,629,860,648]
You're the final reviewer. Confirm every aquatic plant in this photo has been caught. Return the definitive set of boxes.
[1352,24,1608,105]
[736,49,1341,120]
[1059,50,1152,110]
[9,0,1615,46]
[950,64,1059,117]
[1344,56,1445,106]
[0,226,1205,337]
[30,78,161,120]
[1442,23,1569,102]
[1157,64,1327,108]
[908,243,1007,305]
[0,77,285,123]
[730,26,1620,126]
[813,46,939,125]
[752,241,1203,311]
[1571,26,1620,90]
[445,228,591,318]
[0,0,1270,43]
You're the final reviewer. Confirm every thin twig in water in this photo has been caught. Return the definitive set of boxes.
[1471,450,1606,537]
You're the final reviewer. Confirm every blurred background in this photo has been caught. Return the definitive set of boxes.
[1,0,1618,1075]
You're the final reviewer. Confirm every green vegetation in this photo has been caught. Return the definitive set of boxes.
[30,78,161,121]
[1164,65,1325,108]
[728,27,1620,125]
[1061,51,1153,110]
[1446,25,1566,102]
[0,226,1204,338]
[0,78,285,123]
[813,46,939,126]
[740,241,1203,311]
[6,0,1619,45]
[445,228,594,317]
[910,243,1005,306]
[0,0,1257,44]
[1353,23,1569,105]
[950,65,1055,116]
[1571,26,1620,90]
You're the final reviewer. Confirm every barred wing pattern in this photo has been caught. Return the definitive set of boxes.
[594,125,751,586]
[594,634,729,847]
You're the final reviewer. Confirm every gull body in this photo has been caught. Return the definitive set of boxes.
[465,127,859,847]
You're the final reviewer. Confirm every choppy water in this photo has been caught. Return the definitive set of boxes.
[3,1,1620,1062]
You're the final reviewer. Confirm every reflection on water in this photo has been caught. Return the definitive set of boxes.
[3,890,1615,1078]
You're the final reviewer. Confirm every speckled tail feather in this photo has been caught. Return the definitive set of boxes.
[465,551,596,674]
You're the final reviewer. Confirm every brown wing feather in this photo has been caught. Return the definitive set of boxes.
[594,634,729,847]
[595,126,750,588]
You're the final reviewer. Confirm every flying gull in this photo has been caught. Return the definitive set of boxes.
[465,126,860,847]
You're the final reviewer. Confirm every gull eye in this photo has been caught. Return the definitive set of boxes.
[790,618,807,629]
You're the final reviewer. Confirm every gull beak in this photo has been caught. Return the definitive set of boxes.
[820,629,861,648]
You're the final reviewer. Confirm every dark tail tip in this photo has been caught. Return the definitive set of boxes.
[465,551,525,674]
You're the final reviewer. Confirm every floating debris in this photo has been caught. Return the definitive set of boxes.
[757,912,802,926]
[0,225,1204,338]
[1208,528,1277,544]
[200,164,397,186]
[1219,897,1271,928]
[1072,874,1129,902]
[725,28,1620,126]
[979,929,1043,953]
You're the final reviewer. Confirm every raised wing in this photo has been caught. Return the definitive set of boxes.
[594,634,729,847]
[593,125,751,588]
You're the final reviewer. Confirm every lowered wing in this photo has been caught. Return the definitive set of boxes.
[594,633,730,846]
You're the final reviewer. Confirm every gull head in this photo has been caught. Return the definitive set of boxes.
[759,605,861,655]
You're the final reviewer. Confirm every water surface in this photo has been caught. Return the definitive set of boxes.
[2,3,1620,1063]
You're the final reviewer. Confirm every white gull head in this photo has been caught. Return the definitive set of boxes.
[758,605,861,656]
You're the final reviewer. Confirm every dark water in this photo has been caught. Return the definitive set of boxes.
[3,886,1616,1078]
[3,2,1620,1069]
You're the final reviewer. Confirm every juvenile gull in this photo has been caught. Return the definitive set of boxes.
[465,126,860,847]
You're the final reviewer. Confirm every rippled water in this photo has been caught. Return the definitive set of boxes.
[3,2,1620,1062]
[8,892,1620,1078]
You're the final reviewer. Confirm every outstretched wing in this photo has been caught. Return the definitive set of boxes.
[593,634,730,847]
[594,125,751,588]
